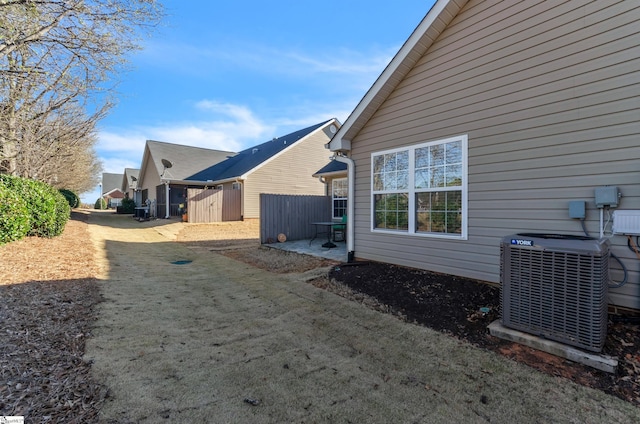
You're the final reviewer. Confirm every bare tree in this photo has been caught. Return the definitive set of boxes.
[0,0,163,189]
[13,99,106,193]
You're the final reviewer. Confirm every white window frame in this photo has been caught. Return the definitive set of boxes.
[232,182,241,190]
[370,134,468,240]
[332,178,348,220]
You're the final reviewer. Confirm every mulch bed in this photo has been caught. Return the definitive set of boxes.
[0,279,106,422]
[329,261,640,407]
[0,212,107,423]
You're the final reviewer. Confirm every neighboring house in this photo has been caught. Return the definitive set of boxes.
[313,160,348,220]
[122,168,140,204]
[136,141,236,218]
[101,172,125,208]
[328,1,640,311]
[188,119,340,220]
[103,188,124,208]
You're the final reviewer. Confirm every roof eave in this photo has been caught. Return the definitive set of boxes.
[312,170,348,178]
[164,179,216,186]
[137,143,152,187]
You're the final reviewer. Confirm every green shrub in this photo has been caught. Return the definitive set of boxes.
[59,188,80,208]
[94,198,107,209]
[51,189,71,236]
[119,197,136,214]
[0,178,31,244]
[0,175,70,238]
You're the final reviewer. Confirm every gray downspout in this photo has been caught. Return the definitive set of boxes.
[165,181,170,219]
[333,154,355,262]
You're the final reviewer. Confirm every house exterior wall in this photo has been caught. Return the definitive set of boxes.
[349,1,640,310]
[242,128,332,219]
[139,154,162,204]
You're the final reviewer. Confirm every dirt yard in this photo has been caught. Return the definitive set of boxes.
[0,213,638,423]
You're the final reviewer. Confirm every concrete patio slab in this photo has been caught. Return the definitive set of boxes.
[264,238,347,262]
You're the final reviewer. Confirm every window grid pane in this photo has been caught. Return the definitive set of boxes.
[416,191,462,234]
[374,193,409,230]
[373,151,412,192]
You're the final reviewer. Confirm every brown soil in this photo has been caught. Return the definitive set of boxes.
[1,212,638,423]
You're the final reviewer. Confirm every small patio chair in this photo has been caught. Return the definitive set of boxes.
[333,215,347,242]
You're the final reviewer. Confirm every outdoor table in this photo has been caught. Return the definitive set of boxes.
[134,207,149,221]
[310,221,346,248]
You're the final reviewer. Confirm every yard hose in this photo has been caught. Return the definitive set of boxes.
[580,219,628,289]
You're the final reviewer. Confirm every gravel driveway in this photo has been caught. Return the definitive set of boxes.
[85,213,640,423]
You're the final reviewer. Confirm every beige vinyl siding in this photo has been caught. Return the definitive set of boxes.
[351,1,640,310]
[242,129,331,219]
[140,152,162,203]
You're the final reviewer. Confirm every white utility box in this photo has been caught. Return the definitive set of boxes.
[612,210,640,235]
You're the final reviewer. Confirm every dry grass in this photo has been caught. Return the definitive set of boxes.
[175,219,337,272]
[220,247,337,273]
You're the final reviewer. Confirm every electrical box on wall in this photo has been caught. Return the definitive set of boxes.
[612,210,640,235]
[594,186,620,208]
[568,200,586,219]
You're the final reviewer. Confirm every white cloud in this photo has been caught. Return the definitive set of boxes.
[140,39,393,90]
[98,132,147,155]
[101,157,141,174]
[283,48,393,76]
[97,101,274,167]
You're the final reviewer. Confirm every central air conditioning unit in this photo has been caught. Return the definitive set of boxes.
[500,233,609,352]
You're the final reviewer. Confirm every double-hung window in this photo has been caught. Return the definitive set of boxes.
[372,135,467,239]
[332,178,348,219]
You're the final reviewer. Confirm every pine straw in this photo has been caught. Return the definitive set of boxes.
[0,211,106,423]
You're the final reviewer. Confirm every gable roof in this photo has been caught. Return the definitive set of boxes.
[101,172,123,195]
[312,160,348,178]
[103,188,125,198]
[329,0,467,152]
[122,168,140,191]
[138,140,236,186]
[188,119,337,183]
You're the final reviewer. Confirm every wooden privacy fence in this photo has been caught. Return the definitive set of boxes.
[260,194,331,243]
[187,188,241,223]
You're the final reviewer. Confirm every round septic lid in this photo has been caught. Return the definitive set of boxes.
[277,233,287,242]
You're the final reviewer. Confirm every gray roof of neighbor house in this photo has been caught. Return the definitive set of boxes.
[144,141,237,182]
[188,120,333,183]
[123,168,140,190]
[101,172,124,195]
[312,160,348,177]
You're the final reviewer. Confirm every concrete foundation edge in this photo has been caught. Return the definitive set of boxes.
[488,320,618,374]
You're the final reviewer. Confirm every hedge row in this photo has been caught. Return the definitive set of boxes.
[0,175,73,245]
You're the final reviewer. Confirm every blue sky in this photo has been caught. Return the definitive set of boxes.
[85,0,436,202]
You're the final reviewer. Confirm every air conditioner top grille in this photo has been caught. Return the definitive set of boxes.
[506,233,608,255]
